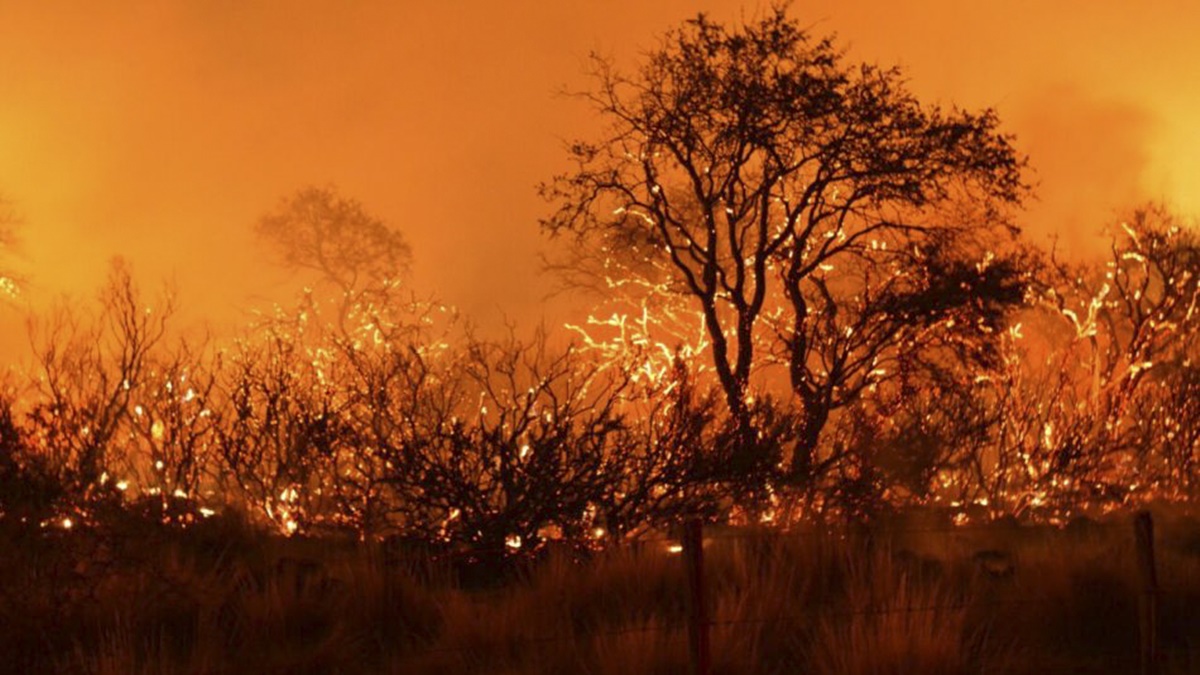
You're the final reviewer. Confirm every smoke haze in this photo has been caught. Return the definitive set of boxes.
[0,1,1196,351]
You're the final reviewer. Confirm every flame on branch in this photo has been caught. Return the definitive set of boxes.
[1014,206,1200,509]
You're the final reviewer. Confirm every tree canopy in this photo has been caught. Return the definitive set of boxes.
[542,9,1032,479]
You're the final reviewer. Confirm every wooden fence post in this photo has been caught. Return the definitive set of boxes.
[1134,510,1158,675]
[682,518,711,675]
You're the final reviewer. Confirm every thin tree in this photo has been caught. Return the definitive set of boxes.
[27,259,174,495]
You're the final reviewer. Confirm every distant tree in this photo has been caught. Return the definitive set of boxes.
[256,185,411,297]
[542,10,1031,484]
[1052,206,1199,437]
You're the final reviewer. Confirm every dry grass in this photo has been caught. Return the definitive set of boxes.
[805,561,978,675]
[5,511,1200,674]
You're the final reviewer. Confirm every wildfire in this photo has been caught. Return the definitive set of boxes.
[1,203,1192,548]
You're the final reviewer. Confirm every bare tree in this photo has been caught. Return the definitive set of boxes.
[367,330,627,549]
[123,338,222,512]
[949,206,1200,516]
[1033,205,1199,505]
[26,259,173,497]
[214,319,350,535]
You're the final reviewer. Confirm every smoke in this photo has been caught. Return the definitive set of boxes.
[0,0,1195,359]
[1014,84,1155,258]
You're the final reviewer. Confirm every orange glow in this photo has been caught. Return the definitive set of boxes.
[0,2,1198,361]
[0,3,1196,540]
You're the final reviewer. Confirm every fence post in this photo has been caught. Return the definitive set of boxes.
[682,517,711,675]
[1134,510,1158,675]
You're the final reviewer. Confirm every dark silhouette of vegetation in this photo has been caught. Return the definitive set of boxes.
[0,396,63,526]
[0,194,21,300]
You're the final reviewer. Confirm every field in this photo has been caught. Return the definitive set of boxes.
[4,508,1200,674]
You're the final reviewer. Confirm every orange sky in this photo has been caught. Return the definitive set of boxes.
[0,1,1196,346]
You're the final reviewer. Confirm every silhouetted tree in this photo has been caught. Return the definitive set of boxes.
[542,10,1030,485]
[210,260,453,537]
[256,185,411,297]
[255,182,414,354]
